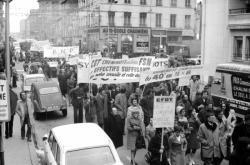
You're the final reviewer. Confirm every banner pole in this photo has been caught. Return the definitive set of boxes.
[160,127,164,162]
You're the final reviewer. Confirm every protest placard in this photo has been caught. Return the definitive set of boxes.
[178,76,191,87]
[140,65,203,85]
[153,95,176,128]
[0,80,10,121]
[77,56,90,84]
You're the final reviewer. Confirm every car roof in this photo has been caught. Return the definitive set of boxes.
[52,123,112,151]
[24,74,45,79]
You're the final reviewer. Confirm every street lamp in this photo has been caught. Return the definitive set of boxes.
[108,0,117,57]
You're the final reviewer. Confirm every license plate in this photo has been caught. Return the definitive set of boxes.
[47,106,60,111]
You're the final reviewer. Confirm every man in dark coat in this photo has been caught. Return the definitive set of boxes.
[232,113,250,147]
[57,69,67,97]
[140,89,154,127]
[107,107,123,148]
[229,137,250,165]
[194,90,213,112]
[5,86,18,138]
[69,83,87,123]
[148,128,169,165]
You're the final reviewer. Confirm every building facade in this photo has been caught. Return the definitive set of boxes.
[79,0,196,56]
[202,0,250,81]
[20,19,31,39]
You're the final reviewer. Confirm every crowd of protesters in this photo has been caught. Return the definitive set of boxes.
[3,50,250,165]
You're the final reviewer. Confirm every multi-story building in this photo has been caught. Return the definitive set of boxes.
[49,0,79,46]
[201,0,250,81]
[79,0,196,55]
[20,19,31,39]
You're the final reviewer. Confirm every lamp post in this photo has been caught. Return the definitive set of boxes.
[107,0,117,57]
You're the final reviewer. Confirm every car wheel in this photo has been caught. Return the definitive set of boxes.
[33,111,40,120]
[62,109,67,117]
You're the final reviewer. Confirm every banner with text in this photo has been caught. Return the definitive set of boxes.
[153,95,176,128]
[44,46,79,58]
[0,80,10,121]
[140,65,203,85]
[90,56,154,84]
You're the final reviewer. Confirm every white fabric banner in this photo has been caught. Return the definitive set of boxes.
[140,65,203,85]
[44,46,79,58]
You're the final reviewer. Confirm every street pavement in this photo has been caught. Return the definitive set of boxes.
[2,61,229,165]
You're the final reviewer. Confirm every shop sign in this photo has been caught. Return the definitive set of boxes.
[0,80,10,122]
[231,74,250,102]
[134,35,150,53]
[102,27,150,35]
[88,28,100,33]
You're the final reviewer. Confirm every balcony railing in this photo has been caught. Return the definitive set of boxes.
[229,8,250,14]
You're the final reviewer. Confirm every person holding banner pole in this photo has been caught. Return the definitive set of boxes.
[148,128,169,165]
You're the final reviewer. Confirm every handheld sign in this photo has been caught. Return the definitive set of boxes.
[153,95,176,128]
[0,80,10,121]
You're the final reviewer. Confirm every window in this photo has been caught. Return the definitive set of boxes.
[108,11,115,26]
[171,0,177,7]
[170,14,176,27]
[108,0,117,3]
[124,12,131,26]
[140,13,147,26]
[156,0,162,6]
[66,147,115,165]
[156,13,162,27]
[185,15,191,29]
[185,0,191,8]
[56,144,60,165]
[140,0,146,5]
[124,0,131,4]
[233,36,243,59]
[246,36,250,60]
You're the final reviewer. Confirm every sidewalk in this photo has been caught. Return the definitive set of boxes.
[3,115,39,165]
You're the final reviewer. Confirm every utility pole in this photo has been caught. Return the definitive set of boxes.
[0,0,10,164]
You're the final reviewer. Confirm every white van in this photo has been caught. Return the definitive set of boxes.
[42,123,123,165]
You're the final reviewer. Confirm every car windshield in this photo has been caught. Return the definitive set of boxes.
[25,77,45,86]
[39,87,59,95]
[66,146,115,165]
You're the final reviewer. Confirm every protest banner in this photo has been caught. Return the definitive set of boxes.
[90,56,154,84]
[77,55,90,84]
[178,76,191,87]
[0,80,10,121]
[44,46,79,58]
[140,65,203,85]
[153,95,176,128]
[151,58,169,71]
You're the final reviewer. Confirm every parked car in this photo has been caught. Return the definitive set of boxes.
[41,123,123,165]
[31,81,67,120]
[21,73,46,92]
[28,62,43,74]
